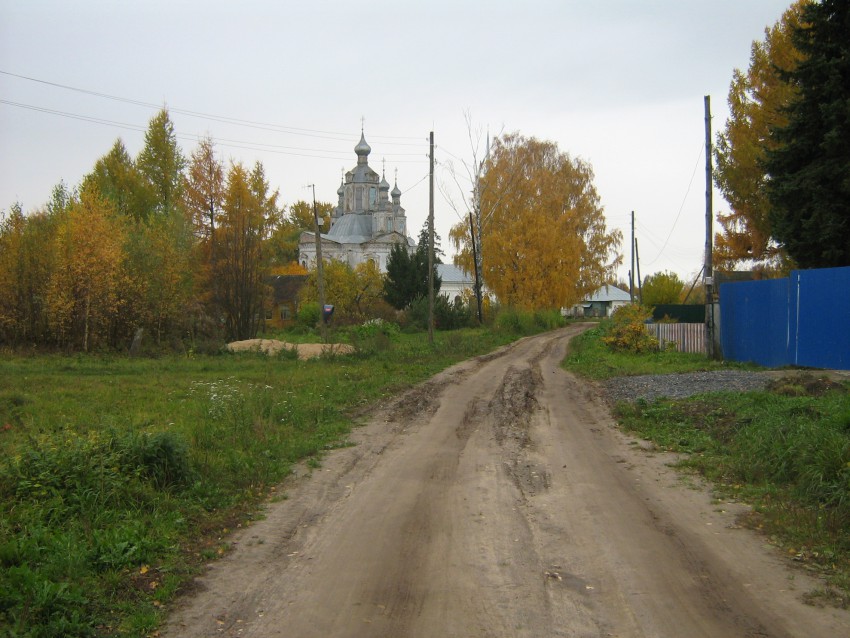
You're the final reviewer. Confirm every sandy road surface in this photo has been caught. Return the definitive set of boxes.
[165,327,850,637]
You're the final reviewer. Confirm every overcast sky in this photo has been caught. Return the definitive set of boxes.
[1,0,792,283]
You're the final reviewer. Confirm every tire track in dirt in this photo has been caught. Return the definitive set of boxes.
[164,327,850,637]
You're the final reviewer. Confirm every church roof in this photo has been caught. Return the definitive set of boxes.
[326,212,373,243]
[437,264,474,285]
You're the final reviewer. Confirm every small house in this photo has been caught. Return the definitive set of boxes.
[267,274,308,328]
[564,284,631,318]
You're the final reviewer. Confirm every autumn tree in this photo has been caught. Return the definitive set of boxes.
[0,185,72,345]
[46,184,127,351]
[351,260,387,319]
[184,136,224,246]
[212,161,278,340]
[300,258,387,323]
[82,139,153,222]
[137,109,186,219]
[713,1,807,270]
[450,133,621,310]
[0,203,27,342]
[641,271,685,306]
[764,0,850,268]
[268,200,333,266]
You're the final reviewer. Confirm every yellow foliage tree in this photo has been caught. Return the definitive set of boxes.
[267,200,334,266]
[300,258,386,323]
[714,0,807,271]
[213,161,278,340]
[450,133,621,310]
[47,185,127,351]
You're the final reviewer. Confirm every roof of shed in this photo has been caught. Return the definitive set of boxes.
[586,285,631,303]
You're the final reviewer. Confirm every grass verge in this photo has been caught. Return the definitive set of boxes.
[563,322,755,379]
[563,323,850,607]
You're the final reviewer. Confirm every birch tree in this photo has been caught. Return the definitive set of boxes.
[450,133,621,310]
[47,185,127,350]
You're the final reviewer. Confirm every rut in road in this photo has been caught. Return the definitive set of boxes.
[164,327,850,638]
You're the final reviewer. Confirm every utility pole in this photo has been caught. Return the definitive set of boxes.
[428,131,435,345]
[704,95,716,359]
[630,210,635,303]
[310,184,327,342]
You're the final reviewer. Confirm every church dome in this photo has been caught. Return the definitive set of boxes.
[354,132,371,158]
[391,181,401,198]
[337,179,345,196]
[379,173,390,191]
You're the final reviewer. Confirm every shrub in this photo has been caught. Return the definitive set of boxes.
[600,304,659,353]
[348,319,400,354]
[401,296,428,330]
[297,302,320,329]
[493,307,535,335]
[434,296,473,330]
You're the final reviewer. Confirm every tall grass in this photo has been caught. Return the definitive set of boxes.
[0,326,525,636]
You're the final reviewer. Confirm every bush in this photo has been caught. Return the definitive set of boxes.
[348,319,400,354]
[297,302,320,329]
[434,296,473,330]
[493,307,535,335]
[600,304,659,353]
[126,430,193,489]
[401,296,428,331]
[532,309,566,330]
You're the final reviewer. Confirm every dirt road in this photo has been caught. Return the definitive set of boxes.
[164,327,850,637]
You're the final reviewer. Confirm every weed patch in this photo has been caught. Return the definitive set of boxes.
[0,327,521,636]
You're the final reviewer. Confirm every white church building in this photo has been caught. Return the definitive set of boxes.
[299,131,415,272]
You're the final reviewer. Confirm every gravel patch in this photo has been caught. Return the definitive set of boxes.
[600,370,775,404]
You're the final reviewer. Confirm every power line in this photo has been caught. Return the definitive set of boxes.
[642,142,704,268]
[0,68,423,144]
[0,99,429,163]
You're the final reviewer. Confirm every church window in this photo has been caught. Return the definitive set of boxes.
[369,187,377,208]
[355,187,363,210]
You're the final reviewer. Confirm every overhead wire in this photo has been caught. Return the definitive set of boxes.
[0,69,423,144]
[640,142,704,268]
[0,98,429,162]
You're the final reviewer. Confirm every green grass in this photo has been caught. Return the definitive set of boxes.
[0,326,522,637]
[563,323,755,379]
[564,321,850,605]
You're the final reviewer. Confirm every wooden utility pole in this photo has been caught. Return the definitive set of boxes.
[630,210,635,303]
[428,131,435,345]
[704,95,716,359]
[310,184,327,342]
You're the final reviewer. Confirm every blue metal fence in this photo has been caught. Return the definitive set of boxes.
[719,266,850,370]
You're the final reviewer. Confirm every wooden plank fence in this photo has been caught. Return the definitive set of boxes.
[646,323,706,354]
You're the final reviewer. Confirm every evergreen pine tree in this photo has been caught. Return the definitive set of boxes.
[765,0,850,268]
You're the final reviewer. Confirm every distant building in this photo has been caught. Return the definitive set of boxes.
[267,274,308,328]
[299,131,415,272]
[563,284,631,318]
[436,264,493,303]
